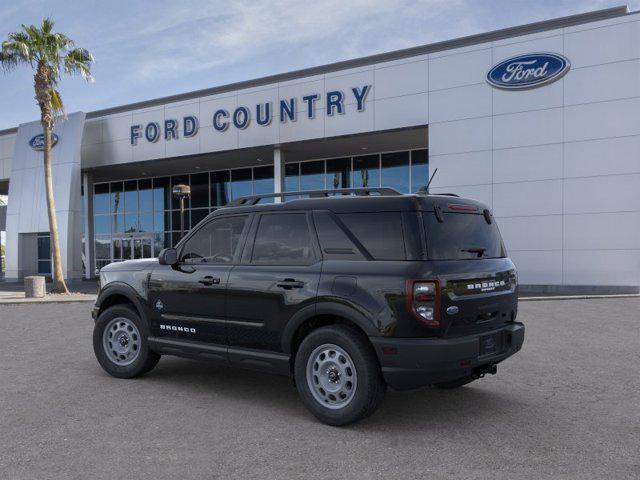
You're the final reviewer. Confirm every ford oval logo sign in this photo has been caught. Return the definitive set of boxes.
[487,53,570,90]
[29,133,59,151]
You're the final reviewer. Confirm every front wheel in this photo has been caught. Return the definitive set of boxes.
[93,304,160,378]
[294,325,386,426]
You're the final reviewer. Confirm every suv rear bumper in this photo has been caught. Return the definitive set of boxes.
[370,323,524,390]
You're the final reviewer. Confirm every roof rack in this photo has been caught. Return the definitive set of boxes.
[227,187,402,206]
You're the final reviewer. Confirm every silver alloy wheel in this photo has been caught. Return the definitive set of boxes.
[102,317,141,366]
[306,343,358,410]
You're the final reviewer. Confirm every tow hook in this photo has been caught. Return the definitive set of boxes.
[471,364,497,379]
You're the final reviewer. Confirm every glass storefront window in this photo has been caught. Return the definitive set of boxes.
[94,183,109,214]
[190,173,209,209]
[411,149,429,192]
[94,215,110,235]
[301,160,324,191]
[124,180,138,213]
[112,214,124,234]
[153,211,168,232]
[110,182,123,215]
[253,166,274,201]
[211,171,230,206]
[231,168,252,199]
[353,155,380,189]
[95,236,110,259]
[326,158,351,190]
[139,214,154,232]
[285,163,299,193]
[381,151,410,193]
[139,179,153,212]
[153,177,170,212]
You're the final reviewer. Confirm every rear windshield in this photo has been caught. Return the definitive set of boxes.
[423,212,505,260]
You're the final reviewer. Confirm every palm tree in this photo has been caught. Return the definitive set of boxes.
[0,18,93,293]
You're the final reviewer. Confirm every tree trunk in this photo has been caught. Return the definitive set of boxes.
[43,124,68,294]
[35,63,68,294]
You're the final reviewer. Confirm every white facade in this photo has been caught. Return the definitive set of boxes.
[0,7,638,291]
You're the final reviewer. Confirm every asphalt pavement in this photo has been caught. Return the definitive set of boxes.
[0,298,638,479]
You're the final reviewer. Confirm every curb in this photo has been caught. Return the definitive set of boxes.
[0,296,97,306]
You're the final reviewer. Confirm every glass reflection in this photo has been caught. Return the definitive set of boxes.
[301,161,324,191]
[231,168,252,199]
[326,158,351,190]
[353,155,380,189]
[410,149,429,192]
[381,152,409,193]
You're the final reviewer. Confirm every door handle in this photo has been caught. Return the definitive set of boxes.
[198,276,220,286]
[276,278,305,289]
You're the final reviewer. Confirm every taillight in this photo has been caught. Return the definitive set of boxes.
[407,280,441,327]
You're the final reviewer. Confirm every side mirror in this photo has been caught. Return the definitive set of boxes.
[158,248,178,266]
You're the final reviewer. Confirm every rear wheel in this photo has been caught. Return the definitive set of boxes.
[433,376,475,389]
[93,304,160,378]
[294,325,386,426]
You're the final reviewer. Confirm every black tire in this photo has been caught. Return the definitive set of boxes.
[93,304,160,378]
[433,376,475,389]
[294,325,386,426]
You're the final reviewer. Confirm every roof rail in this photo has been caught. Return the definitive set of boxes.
[227,187,402,206]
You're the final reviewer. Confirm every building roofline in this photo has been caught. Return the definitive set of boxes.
[0,5,630,136]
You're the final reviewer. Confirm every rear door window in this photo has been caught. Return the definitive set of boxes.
[423,212,505,260]
[251,213,315,265]
[313,212,366,261]
[337,212,406,260]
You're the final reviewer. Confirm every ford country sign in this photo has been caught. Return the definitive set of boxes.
[487,53,570,90]
[29,133,59,151]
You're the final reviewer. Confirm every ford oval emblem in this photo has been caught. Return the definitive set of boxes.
[29,133,59,151]
[487,52,570,90]
[446,306,459,316]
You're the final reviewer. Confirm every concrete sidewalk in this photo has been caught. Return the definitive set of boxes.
[0,279,97,305]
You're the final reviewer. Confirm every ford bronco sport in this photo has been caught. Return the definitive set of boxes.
[92,187,524,425]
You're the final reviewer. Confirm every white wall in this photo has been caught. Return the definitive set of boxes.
[4,113,85,280]
[0,132,16,180]
[428,14,640,288]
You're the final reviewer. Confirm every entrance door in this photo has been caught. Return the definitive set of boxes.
[112,235,155,262]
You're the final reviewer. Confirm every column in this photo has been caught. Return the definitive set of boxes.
[83,172,94,279]
[273,147,285,203]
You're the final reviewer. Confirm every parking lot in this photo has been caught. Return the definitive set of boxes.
[0,298,638,479]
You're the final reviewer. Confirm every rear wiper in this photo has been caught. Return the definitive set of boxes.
[461,247,486,258]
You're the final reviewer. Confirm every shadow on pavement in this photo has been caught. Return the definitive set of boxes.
[133,354,527,431]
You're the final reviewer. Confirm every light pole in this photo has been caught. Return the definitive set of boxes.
[172,184,191,239]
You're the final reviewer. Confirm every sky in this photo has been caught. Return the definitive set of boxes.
[0,0,639,130]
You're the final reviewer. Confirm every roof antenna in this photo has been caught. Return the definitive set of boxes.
[417,168,438,195]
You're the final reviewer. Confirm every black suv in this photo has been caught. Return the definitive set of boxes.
[92,188,524,425]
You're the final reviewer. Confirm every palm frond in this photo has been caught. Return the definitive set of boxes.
[64,47,94,81]
[50,87,64,114]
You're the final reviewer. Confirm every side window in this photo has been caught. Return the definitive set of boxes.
[313,212,366,261]
[251,213,314,265]
[180,215,247,264]
[338,212,406,260]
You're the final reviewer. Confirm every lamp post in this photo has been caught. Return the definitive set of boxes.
[172,184,191,239]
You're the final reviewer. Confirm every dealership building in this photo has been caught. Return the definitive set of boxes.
[0,6,638,293]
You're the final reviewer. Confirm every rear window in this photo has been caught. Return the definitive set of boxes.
[338,212,406,260]
[423,212,505,260]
